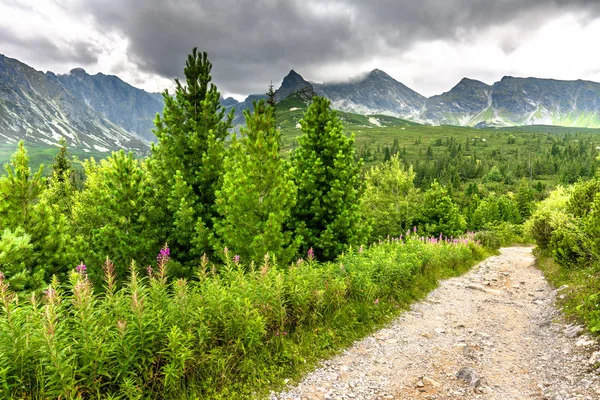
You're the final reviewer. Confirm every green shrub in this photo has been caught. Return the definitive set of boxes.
[0,237,486,398]
[568,177,600,218]
[548,218,593,267]
[525,186,572,251]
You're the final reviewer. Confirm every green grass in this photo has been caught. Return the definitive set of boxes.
[535,252,600,332]
[0,142,110,175]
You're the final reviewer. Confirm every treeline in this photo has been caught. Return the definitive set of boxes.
[357,132,599,189]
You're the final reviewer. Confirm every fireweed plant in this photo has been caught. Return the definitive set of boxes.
[0,235,487,399]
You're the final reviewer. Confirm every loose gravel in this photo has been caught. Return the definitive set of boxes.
[269,247,600,400]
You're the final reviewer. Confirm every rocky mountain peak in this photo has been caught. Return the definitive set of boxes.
[275,69,314,102]
[69,67,87,77]
[367,68,392,80]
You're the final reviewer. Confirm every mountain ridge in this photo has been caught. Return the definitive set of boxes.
[4,52,600,153]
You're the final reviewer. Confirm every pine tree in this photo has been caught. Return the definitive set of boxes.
[290,97,365,261]
[46,138,76,215]
[213,100,300,265]
[267,81,276,117]
[72,151,160,283]
[148,48,233,263]
[360,155,418,240]
[0,142,72,291]
[417,181,466,237]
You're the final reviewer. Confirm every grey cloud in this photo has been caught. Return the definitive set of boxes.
[0,26,99,65]
[75,0,600,95]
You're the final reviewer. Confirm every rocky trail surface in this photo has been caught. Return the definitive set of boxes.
[270,247,600,400]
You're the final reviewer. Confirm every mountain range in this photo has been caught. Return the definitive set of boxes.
[3,52,600,152]
[0,54,160,153]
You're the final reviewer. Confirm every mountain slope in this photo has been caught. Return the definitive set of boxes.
[55,68,164,141]
[421,78,492,126]
[314,69,426,119]
[488,76,600,127]
[0,54,148,152]
[417,76,600,128]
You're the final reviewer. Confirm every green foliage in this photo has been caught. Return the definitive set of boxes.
[71,151,161,283]
[213,101,301,266]
[0,237,486,399]
[0,142,73,291]
[149,48,233,264]
[418,181,466,237]
[568,177,600,218]
[483,165,503,183]
[0,228,38,291]
[527,179,600,335]
[291,97,365,260]
[470,194,522,229]
[525,186,572,251]
[360,154,419,240]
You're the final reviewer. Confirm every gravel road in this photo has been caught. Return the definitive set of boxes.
[270,247,600,400]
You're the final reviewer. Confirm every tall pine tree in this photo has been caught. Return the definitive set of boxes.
[267,81,276,118]
[149,48,233,263]
[290,97,365,261]
[213,100,300,265]
[46,138,76,216]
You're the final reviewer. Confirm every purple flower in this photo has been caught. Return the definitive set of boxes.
[307,247,315,261]
[374,298,379,305]
[283,331,288,336]
[157,245,170,264]
[233,255,240,264]
[76,262,86,273]
[413,226,417,233]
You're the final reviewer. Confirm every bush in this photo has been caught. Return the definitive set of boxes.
[548,218,593,267]
[524,186,572,251]
[0,237,486,398]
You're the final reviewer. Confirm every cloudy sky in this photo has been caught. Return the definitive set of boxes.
[2,0,600,100]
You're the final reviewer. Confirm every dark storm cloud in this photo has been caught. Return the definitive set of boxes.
[76,0,600,95]
[0,26,99,65]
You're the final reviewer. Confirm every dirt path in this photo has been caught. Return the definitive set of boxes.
[269,247,600,400]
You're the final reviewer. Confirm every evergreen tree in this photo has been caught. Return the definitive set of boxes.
[148,48,233,263]
[267,81,276,114]
[417,181,466,237]
[360,155,419,240]
[515,178,535,220]
[213,100,300,265]
[46,138,76,215]
[0,142,73,291]
[72,151,161,284]
[52,138,73,181]
[290,97,365,260]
